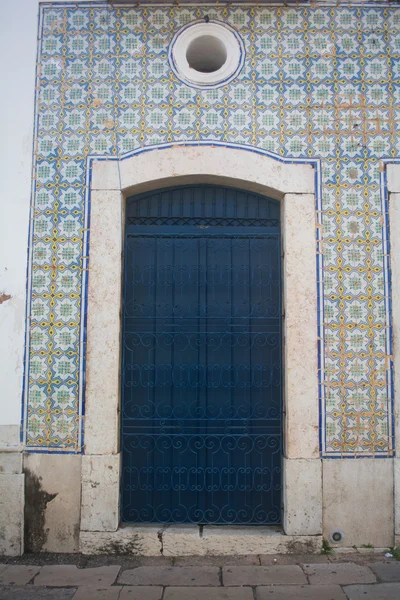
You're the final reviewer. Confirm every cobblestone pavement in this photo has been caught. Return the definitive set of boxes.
[1,553,400,599]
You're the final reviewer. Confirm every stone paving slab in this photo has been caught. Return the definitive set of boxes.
[329,554,388,564]
[34,565,121,587]
[85,556,174,569]
[0,565,41,585]
[303,563,376,585]
[163,588,254,600]
[118,566,220,586]
[119,587,164,599]
[256,584,347,599]
[343,583,400,599]
[3,554,88,567]
[0,586,76,599]
[174,555,260,566]
[223,565,307,586]
[369,561,400,582]
[72,586,122,599]
[259,554,330,566]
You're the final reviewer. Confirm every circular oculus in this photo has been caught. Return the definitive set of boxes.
[169,21,245,89]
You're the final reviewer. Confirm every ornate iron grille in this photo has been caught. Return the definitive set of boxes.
[121,185,282,525]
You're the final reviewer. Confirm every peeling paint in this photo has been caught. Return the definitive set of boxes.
[0,293,11,305]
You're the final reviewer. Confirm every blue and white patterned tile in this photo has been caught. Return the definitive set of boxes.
[53,297,80,326]
[49,413,77,444]
[23,3,398,455]
[51,383,77,411]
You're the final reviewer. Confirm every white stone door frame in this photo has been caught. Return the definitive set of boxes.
[80,143,322,554]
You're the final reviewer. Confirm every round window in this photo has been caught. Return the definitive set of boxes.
[186,36,227,73]
[169,21,245,89]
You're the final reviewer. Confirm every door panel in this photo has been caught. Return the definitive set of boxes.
[121,185,282,524]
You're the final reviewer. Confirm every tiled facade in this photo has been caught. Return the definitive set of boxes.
[25,2,399,456]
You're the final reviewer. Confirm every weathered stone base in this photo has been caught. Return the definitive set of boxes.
[2,449,398,556]
[80,526,322,556]
[24,453,82,553]
[80,527,162,556]
[0,452,24,556]
[322,459,394,549]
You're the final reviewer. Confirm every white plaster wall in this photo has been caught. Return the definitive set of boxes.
[0,0,37,440]
[0,0,97,444]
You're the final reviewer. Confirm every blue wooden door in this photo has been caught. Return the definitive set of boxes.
[121,185,282,524]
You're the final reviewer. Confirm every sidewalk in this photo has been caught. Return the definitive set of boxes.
[1,552,400,599]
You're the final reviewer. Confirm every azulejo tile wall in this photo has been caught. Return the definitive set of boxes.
[26,2,399,455]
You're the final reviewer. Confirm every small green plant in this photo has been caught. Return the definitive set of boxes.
[390,547,400,561]
[361,543,374,549]
[322,538,333,555]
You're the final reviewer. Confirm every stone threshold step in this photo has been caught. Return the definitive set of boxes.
[80,525,322,556]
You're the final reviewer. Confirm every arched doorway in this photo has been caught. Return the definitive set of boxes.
[81,144,321,553]
[121,184,282,525]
